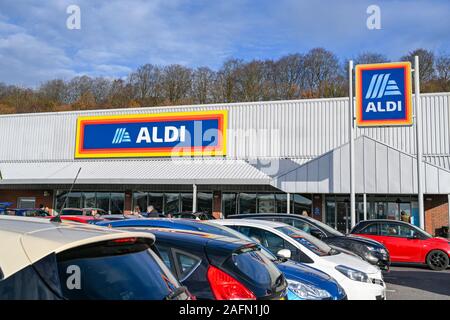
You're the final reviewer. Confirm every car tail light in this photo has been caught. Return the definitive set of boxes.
[207,265,256,300]
[111,237,137,244]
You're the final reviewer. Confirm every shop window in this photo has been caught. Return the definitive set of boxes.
[96,192,110,213]
[325,200,336,230]
[110,193,124,214]
[239,193,257,214]
[133,192,147,212]
[67,192,81,208]
[181,193,193,212]
[148,193,164,213]
[222,193,237,217]
[197,192,213,214]
[165,193,180,215]
[275,194,288,213]
[291,194,312,216]
[82,192,96,208]
[257,193,275,213]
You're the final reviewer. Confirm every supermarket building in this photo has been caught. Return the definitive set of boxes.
[0,92,449,235]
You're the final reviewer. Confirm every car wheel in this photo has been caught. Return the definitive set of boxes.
[426,250,449,271]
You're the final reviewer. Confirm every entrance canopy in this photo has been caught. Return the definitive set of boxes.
[0,159,271,185]
[272,136,450,194]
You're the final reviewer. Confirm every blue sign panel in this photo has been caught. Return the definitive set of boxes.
[356,62,412,126]
[75,111,227,158]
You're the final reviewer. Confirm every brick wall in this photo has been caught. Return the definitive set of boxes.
[424,195,449,236]
[212,191,222,219]
[0,189,54,210]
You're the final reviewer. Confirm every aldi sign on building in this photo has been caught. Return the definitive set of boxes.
[75,110,227,158]
[355,62,413,127]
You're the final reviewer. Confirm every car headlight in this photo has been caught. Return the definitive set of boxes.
[335,265,370,283]
[287,280,332,300]
[372,246,387,254]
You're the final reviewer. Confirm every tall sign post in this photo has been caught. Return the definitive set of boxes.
[354,61,415,228]
[414,56,424,229]
[348,61,356,231]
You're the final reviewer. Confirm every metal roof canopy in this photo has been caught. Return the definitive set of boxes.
[0,159,271,185]
[272,135,450,194]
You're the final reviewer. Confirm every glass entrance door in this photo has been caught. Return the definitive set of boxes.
[325,196,350,234]
[336,201,350,234]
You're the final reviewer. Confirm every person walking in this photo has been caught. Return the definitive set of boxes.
[146,205,159,218]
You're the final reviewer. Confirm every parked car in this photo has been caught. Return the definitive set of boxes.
[0,202,13,215]
[214,219,386,300]
[0,215,191,300]
[171,212,212,220]
[351,219,450,271]
[2,208,50,217]
[111,226,288,300]
[229,213,390,270]
[60,207,109,217]
[96,218,347,300]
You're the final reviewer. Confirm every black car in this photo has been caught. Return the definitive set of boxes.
[228,213,390,271]
[121,227,288,300]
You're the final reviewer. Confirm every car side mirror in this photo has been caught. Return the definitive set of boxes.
[276,249,291,260]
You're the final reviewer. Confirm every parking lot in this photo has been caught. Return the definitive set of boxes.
[384,266,450,300]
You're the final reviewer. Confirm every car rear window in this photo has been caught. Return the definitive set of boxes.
[224,247,283,288]
[57,238,184,300]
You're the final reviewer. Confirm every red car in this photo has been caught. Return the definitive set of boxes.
[351,219,450,271]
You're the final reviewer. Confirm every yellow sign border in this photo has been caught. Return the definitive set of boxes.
[355,62,413,127]
[74,110,228,158]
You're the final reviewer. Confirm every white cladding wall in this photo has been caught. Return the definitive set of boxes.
[0,93,449,164]
[273,136,450,194]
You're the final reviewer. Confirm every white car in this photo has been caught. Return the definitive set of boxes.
[0,216,190,300]
[213,219,386,300]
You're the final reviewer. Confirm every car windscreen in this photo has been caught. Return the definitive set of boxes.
[303,217,344,236]
[57,238,185,300]
[276,226,336,257]
[223,246,283,289]
[202,223,278,261]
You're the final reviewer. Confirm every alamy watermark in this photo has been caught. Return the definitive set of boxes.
[66,4,81,30]
[367,4,381,30]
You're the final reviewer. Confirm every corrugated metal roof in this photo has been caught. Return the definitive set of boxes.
[0,159,271,185]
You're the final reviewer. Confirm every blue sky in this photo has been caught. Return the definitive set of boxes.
[0,0,449,86]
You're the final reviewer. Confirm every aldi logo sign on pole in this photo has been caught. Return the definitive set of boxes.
[355,62,413,126]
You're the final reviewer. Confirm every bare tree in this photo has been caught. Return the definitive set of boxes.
[160,64,193,104]
[129,64,161,105]
[303,48,340,97]
[354,52,388,65]
[401,49,435,82]
[435,53,450,90]
[38,79,67,105]
[213,59,242,103]
[270,54,305,99]
[192,67,215,104]
[235,60,268,102]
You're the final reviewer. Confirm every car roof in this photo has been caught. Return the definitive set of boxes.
[358,219,408,224]
[0,216,155,279]
[124,226,250,247]
[216,218,288,228]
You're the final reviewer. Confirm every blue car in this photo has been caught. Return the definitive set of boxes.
[96,218,347,300]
